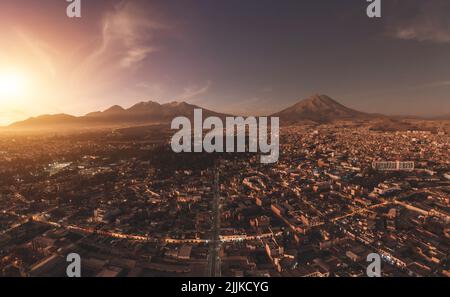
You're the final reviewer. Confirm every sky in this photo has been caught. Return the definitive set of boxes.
[0,0,449,125]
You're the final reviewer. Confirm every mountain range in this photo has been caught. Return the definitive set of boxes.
[7,101,228,130]
[2,94,447,131]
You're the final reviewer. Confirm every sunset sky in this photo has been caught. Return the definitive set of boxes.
[0,0,449,125]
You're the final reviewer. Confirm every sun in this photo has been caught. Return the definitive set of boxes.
[0,71,28,99]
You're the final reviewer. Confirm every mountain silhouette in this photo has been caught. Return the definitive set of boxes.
[4,95,426,131]
[7,101,228,130]
[272,94,379,123]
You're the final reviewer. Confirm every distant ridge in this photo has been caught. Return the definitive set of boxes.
[7,101,228,130]
[431,113,450,120]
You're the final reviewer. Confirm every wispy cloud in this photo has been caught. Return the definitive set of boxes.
[178,81,212,101]
[80,1,168,72]
[387,0,450,44]
[120,47,157,68]
[420,80,450,88]
[394,27,450,44]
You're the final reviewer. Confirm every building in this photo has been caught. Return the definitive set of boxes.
[372,161,414,171]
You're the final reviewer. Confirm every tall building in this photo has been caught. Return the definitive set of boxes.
[372,161,415,171]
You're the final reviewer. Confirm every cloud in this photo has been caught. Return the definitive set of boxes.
[420,80,450,88]
[63,0,173,103]
[80,1,168,72]
[178,81,211,101]
[120,47,157,68]
[393,23,450,44]
[387,0,450,44]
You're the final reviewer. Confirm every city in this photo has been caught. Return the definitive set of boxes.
[0,118,448,277]
[0,0,449,284]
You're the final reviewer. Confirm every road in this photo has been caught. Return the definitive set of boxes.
[207,169,221,277]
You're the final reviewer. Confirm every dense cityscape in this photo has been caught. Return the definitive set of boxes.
[0,0,449,282]
[0,120,448,277]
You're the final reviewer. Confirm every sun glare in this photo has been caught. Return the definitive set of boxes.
[0,71,28,99]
